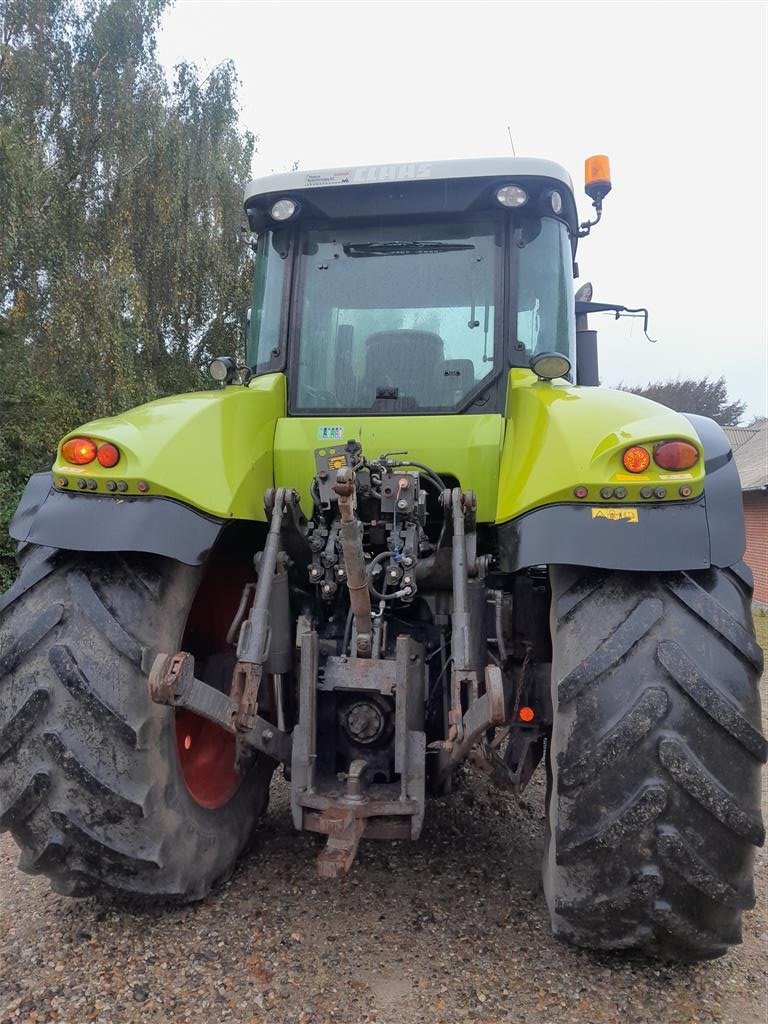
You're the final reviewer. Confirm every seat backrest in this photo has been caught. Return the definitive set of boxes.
[363,330,445,405]
[442,358,475,390]
[435,357,477,405]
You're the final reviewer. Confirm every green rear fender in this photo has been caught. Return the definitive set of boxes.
[496,370,706,522]
[52,374,286,520]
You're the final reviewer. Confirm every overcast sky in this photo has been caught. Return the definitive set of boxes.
[157,1,767,420]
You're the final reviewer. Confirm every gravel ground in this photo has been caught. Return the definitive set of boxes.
[1,680,766,1024]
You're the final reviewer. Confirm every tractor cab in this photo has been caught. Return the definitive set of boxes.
[243,158,578,416]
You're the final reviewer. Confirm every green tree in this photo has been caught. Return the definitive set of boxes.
[0,0,255,586]
[618,376,746,427]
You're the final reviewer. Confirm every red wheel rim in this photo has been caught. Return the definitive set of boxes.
[174,556,256,810]
[175,710,241,809]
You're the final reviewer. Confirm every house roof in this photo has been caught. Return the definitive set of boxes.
[723,427,759,451]
[730,423,768,491]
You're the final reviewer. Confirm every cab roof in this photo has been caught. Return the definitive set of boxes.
[244,157,574,203]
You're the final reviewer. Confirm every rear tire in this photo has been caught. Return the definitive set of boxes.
[0,547,272,900]
[544,563,766,960]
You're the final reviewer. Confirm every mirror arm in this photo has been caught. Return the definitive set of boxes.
[578,199,603,238]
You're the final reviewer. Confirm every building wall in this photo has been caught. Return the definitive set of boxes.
[743,491,768,604]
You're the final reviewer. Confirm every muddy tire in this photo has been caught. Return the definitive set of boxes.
[0,547,272,900]
[544,564,766,960]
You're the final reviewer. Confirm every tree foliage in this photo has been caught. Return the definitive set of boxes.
[0,0,255,585]
[618,376,746,427]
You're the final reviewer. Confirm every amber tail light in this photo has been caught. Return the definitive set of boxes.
[622,446,651,473]
[62,438,97,465]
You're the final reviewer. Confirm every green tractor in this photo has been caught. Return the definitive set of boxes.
[1,154,764,961]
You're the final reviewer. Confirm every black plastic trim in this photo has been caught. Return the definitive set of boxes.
[497,498,712,573]
[248,226,297,376]
[682,413,746,568]
[245,175,580,241]
[9,474,225,566]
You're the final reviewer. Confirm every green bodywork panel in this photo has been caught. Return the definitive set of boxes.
[52,374,286,520]
[51,369,705,525]
[273,415,504,521]
[497,369,705,522]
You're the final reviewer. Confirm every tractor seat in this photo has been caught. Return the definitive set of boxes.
[363,330,445,406]
[439,358,476,403]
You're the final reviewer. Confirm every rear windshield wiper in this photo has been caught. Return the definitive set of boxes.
[343,241,475,258]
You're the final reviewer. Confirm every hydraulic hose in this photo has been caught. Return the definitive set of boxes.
[387,459,446,492]
[367,551,396,602]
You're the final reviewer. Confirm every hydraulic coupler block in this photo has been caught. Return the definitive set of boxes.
[380,471,418,512]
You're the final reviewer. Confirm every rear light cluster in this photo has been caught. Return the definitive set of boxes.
[58,437,149,494]
[572,438,700,502]
[61,437,120,468]
[622,440,699,474]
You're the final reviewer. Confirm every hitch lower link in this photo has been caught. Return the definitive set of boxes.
[148,650,292,765]
[148,486,296,768]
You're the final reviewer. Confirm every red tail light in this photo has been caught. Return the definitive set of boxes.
[97,443,120,468]
[62,437,97,465]
[654,441,699,471]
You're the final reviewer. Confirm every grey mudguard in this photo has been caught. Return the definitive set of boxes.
[498,498,711,573]
[9,473,224,566]
[683,413,746,568]
[498,414,745,573]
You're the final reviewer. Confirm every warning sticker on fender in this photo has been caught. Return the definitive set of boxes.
[591,508,639,523]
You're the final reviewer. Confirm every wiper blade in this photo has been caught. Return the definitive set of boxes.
[343,241,475,258]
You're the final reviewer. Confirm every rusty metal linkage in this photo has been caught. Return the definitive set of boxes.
[447,487,484,746]
[314,808,367,879]
[292,631,427,876]
[148,651,292,765]
[229,661,261,734]
[333,467,373,657]
[230,487,289,730]
[149,651,238,730]
[434,663,506,787]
